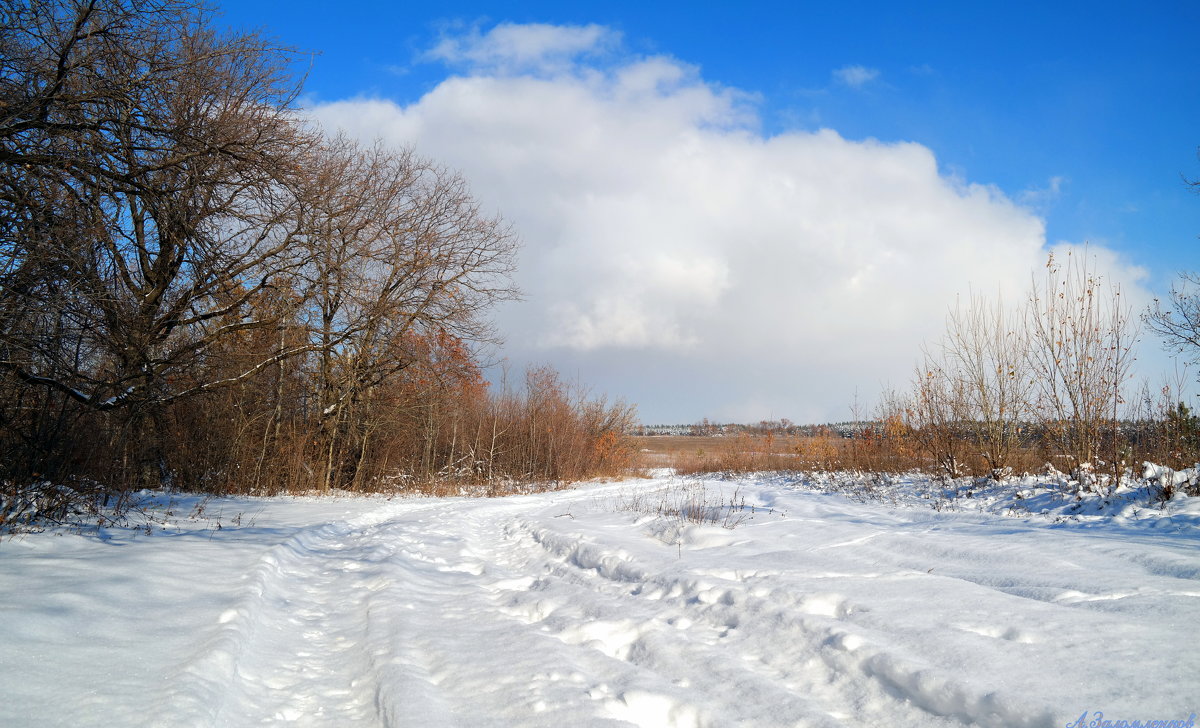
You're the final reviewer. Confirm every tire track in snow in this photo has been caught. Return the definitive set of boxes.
[151,482,1120,727]
[152,503,441,727]
[495,511,1056,728]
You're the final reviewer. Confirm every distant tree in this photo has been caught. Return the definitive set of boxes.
[1165,401,1200,463]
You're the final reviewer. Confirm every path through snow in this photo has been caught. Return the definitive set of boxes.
[1,476,1197,727]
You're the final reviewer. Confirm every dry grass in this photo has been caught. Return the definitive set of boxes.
[634,436,727,466]
[611,479,757,529]
[634,432,1054,477]
[635,433,853,474]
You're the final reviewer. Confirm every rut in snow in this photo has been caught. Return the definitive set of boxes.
[138,480,1151,727]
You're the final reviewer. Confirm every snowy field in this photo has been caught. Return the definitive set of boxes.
[1,474,1198,727]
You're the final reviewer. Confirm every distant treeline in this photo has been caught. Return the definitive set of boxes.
[640,418,1196,445]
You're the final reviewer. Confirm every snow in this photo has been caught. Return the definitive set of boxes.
[1,474,1198,727]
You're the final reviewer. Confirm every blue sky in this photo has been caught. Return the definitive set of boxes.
[227,0,1198,282]
[221,1,1199,423]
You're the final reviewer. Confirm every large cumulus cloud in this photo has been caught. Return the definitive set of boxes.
[311,23,1152,423]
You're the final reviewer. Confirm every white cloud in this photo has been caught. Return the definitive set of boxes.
[312,25,1155,423]
[833,64,881,88]
[425,22,618,75]
[1019,175,1066,211]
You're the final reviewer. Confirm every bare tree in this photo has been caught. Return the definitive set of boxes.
[1144,155,1200,464]
[1026,250,1138,491]
[0,0,318,419]
[0,1,637,509]
[943,293,1032,477]
[1147,273,1200,369]
[907,354,968,478]
[294,137,519,490]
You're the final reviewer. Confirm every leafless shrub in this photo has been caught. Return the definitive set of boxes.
[613,480,755,529]
[944,293,1033,477]
[907,355,968,478]
[1026,250,1138,491]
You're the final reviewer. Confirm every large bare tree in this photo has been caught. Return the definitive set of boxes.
[0,0,529,499]
[0,0,314,412]
[294,136,519,490]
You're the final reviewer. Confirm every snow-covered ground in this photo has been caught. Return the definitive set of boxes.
[2,474,1198,727]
